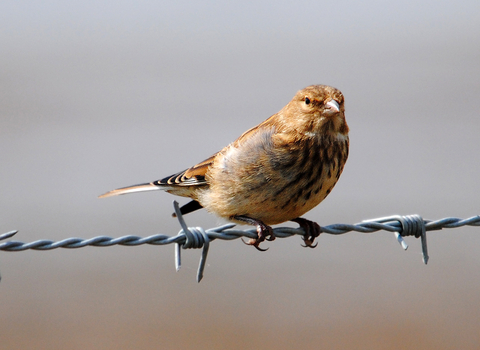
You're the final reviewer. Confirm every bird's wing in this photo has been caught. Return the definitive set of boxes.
[156,112,280,188]
[154,154,216,187]
[99,116,278,198]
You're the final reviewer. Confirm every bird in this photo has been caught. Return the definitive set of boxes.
[99,85,349,250]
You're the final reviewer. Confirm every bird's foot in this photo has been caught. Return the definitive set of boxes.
[291,218,321,248]
[250,222,275,251]
[233,215,275,251]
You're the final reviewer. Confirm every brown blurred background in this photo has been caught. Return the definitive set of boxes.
[1,1,479,349]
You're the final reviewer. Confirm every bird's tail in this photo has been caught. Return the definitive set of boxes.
[98,182,163,198]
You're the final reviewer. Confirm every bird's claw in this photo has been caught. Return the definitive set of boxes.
[292,218,321,248]
[241,223,275,251]
[241,237,269,251]
[301,240,318,248]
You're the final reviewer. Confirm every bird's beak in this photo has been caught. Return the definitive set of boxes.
[325,99,340,114]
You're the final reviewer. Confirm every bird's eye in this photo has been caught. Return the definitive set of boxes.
[304,97,311,105]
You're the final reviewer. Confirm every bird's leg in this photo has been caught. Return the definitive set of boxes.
[172,200,203,217]
[291,218,321,248]
[232,215,275,251]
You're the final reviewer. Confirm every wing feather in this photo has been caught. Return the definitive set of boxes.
[153,154,216,187]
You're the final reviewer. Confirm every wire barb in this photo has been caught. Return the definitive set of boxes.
[363,214,429,264]
[172,201,211,282]
[1,208,479,281]
[0,230,18,241]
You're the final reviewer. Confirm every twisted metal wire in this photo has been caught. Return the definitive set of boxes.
[1,201,479,282]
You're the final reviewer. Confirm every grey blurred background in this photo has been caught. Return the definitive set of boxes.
[1,1,479,349]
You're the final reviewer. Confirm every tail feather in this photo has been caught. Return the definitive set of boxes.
[98,182,163,198]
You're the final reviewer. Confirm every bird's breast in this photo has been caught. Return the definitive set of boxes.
[198,130,349,225]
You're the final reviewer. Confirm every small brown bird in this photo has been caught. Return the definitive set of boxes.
[100,85,349,250]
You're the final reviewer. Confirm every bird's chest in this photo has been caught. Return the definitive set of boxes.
[263,140,346,221]
[202,133,348,224]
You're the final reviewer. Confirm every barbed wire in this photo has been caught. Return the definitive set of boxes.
[1,201,479,282]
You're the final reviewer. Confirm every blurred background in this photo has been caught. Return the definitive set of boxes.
[1,1,479,349]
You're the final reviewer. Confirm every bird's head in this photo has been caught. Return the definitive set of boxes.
[281,85,349,136]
